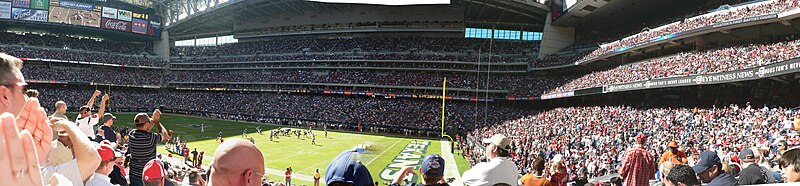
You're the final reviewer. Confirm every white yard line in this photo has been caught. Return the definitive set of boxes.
[364,138,404,166]
[440,140,463,186]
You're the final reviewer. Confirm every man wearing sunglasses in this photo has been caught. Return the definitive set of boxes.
[0,53,27,116]
[76,90,109,140]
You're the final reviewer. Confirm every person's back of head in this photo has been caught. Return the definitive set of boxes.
[189,169,200,184]
[208,139,265,186]
[531,157,546,175]
[667,164,700,186]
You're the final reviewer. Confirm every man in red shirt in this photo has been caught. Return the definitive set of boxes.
[618,134,656,186]
[285,167,292,186]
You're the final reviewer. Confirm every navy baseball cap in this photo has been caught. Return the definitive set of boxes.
[421,154,445,178]
[693,151,721,173]
[326,149,374,186]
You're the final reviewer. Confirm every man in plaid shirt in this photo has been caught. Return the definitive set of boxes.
[618,134,656,186]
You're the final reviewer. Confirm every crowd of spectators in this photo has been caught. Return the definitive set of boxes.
[546,36,800,94]
[576,0,800,63]
[172,37,538,56]
[22,66,164,85]
[173,53,519,64]
[461,103,800,184]
[0,32,153,55]
[31,85,536,133]
[0,46,167,67]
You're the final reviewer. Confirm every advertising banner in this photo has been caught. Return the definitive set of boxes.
[59,0,91,10]
[101,18,129,32]
[116,8,129,21]
[29,0,46,10]
[131,18,146,34]
[148,15,161,37]
[47,6,99,27]
[101,6,114,18]
[602,58,800,93]
[12,0,29,8]
[0,1,11,19]
[131,11,146,20]
[12,7,46,22]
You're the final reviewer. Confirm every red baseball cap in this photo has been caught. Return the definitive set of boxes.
[96,143,115,162]
[143,159,166,182]
[635,134,646,143]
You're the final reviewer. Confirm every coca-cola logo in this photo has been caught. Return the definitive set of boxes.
[104,20,128,30]
[102,18,129,31]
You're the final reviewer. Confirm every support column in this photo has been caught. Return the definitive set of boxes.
[154,30,171,61]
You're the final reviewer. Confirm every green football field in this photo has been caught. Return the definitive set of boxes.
[96,113,471,185]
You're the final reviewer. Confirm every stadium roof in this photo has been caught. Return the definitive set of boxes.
[159,0,550,40]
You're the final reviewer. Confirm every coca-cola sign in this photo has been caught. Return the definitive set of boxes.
[101,18,130,32]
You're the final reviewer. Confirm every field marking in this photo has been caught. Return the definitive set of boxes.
[364,138,404,166]
[440,140,463,186]
[296,136,386,174]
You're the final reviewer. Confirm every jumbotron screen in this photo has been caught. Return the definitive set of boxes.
[0,0,162,37]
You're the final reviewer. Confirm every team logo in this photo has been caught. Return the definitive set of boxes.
[756,67,766,78]
[694,76,704,84]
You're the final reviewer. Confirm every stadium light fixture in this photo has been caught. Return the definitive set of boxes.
[306,0,450,6]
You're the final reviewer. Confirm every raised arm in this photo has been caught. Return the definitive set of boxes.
[86,90,101,109]
[51,120,101,181]
[96,94,109,118]
[152,109,169,142]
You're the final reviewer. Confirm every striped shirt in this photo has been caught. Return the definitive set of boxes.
[127,129,161,181]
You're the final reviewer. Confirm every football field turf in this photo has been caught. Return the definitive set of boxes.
[101,113,472,185]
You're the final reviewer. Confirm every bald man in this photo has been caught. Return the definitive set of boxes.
[208,139,265,186]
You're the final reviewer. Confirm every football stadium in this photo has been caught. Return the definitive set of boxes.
[1,0,800,186]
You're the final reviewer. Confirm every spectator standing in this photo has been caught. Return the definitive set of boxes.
[76,91,108,140]
[618,134,656,186]
[100,113,118,145]
[660,141,688,165]
[128,110,170,186]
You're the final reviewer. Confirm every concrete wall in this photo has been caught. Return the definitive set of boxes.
[234,5,464,31]
[538,14,575,58]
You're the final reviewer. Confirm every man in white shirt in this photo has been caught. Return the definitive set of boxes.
[87,142,120,186]
[461,134,519,186]
[76,91,108,140]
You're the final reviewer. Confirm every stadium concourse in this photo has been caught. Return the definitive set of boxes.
[5,0,800,186]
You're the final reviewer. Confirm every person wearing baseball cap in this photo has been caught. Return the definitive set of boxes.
[390,154,448,186]
[87,143,120,186]
[142,159,167,186]
[618,134,655,186]
[325,149,374,186]
[693,151,737,185]
[461,134,518,186]
[76,91,109,140]
[660,141,688,165]
[99,113,118,144]
[738,148,769,185]
[128,110,170,186]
